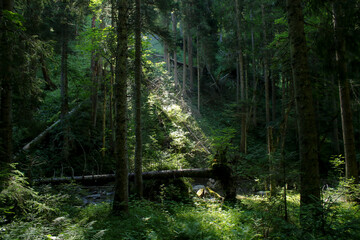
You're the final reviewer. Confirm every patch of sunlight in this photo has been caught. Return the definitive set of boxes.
[169,128,188,148]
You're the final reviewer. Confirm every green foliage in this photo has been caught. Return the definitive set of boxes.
[0,171,105,240]
[83,199,259,240]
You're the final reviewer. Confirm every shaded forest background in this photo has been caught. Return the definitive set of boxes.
[1,0,360,239]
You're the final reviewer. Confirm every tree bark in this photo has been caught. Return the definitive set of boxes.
[197,32,200,112]
[91,16,99,129]
[113,0,129,214]
[188,32,193,93]
[250,10,257,127]
[182,26,187,97]
[330,76,340,154]
[333,2,358,183]
[0,0,14,184]
[235,0,246,154]
[272,75,276,122]
[60,5,70,167]
[163,15,170,73]
[262,4,275,196]
[134,0,143,198]
[287,0,320,223]
[102,71,107,163]
[172,12,178,88]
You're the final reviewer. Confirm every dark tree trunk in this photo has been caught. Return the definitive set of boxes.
[262,4,275,196]
[113,0,129,214]
[60,9,70,167]
[272,75,276,122]
[197,32,200,112]
[235,0,246,154]
[188,32,193,93]
[287,0,320,224]
[109,64,115,154]
[182,27,187,97]
[163,15,170,73]
[91,16,99,129]
[0,0,14,184]
[331,76,340,154]
[250,10,257,127]
[134,0,143,198]
[333,2,359,183]
[172,12,178,88]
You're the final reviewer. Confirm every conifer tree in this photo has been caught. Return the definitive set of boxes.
[287,0,320,225]
[113,0,129,214]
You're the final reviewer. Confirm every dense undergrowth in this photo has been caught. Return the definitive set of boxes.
[1,167,360,240]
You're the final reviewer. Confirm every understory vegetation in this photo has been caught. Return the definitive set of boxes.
[2,0,360,239]
[1,167,360,239]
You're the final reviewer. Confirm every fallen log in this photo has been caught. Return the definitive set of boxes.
[33,168,213,185]
[23,103,82,151]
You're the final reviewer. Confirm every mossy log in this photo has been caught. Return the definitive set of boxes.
[33,168,213,185]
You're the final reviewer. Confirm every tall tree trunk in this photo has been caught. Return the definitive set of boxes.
[60,11,70,168]
[262,4,275,196]
[235,0,246,154]
[102,68,107,165]
[0,0,14,185]
[172,12,178,88]
[287,0,320,224]
[163,16,170,73]
[182,27,187,97]
[197,32,200,112]
[109,64,115,155]
[188,32,193,93]
[250,10,257,127]
[113,0,129,214]
[90,16,99,129]
[272,75,276,122]
[333,2,358,183]
[134,0,143,198]
[331,76,340,155]
[110,4,116,155]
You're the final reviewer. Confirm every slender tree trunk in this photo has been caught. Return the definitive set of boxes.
[109,64,115,155]
[272,74,276,122]
[188,32,193,93]
[60,11,70,167]
[91,16,99,129]
[287,0,320,224]
[172,12,178,88]
[235,0,246,154]
[163,16,170,73]
[182,27,187,97]
[333,2,358,183]
[236,58,239,105]
[331,76,340,155]
[110,4,116,155]
[134,0,143,198]
[102,70,107,163]
[262,4,275,196]
[251,10,257,127]
[113,0,129,214]
[197,32,200,112]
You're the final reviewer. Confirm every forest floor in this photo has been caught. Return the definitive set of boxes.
[2,180,360,240]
